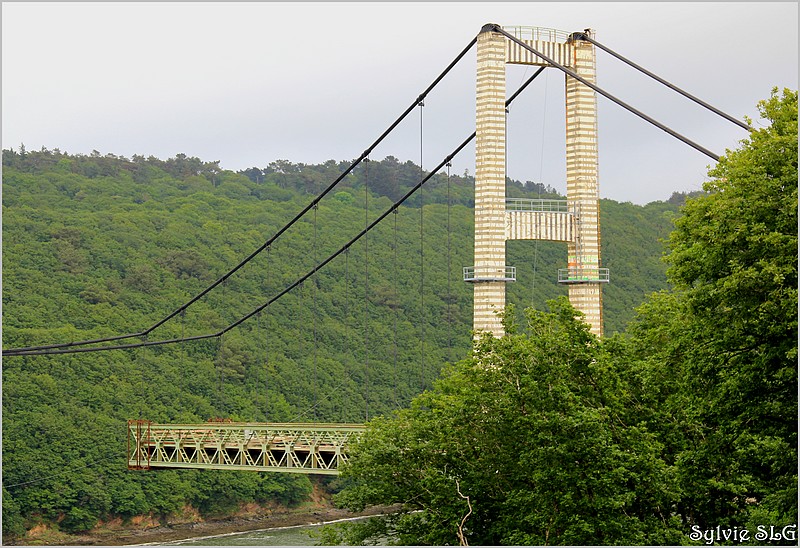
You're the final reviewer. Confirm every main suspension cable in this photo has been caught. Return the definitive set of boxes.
[3,34,479,357]
[6,63,547,357]
[575,32,751,132]
[491,25,722,161]
[7,134,474,357]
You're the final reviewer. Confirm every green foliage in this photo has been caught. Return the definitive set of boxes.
[335,299,684,545]
[312,515,390,546]
[628,88,798,531]
[2,146,676,540]
[60,506,100,533]
[2,488,26,537]
[327,89,798,545]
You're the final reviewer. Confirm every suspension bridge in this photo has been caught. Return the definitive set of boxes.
[3,23,749,475]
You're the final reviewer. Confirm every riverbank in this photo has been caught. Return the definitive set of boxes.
[12,502,396,546]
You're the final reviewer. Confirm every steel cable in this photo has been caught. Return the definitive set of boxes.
[492,25,722,161]
[575,32,751,131]
[3,35,479,356]
[418,100,426,392]
[5,59,548,357]
[363,158,370,422]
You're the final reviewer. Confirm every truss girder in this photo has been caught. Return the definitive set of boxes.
[127,421,365,476]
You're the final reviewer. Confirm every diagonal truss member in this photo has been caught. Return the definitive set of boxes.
[127,420,365,476]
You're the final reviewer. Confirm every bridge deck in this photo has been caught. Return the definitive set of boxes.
[127,421,365,475]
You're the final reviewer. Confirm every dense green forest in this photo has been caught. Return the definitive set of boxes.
[319,89,799,545]
[3,123,706,540]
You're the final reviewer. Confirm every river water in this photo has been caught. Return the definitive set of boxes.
[145,516,373,546]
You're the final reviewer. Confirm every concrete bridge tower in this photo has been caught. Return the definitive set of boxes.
[465,24,608,337]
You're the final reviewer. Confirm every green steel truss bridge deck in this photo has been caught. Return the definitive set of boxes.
[127,421,365,475]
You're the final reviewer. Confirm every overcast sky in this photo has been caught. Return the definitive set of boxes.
[2,2,797,204]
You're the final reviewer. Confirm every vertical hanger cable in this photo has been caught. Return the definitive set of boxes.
[531,69,549,306]
[313,203,319,421]
[264,245,270,421]
[364,158,370,422]
[393,177,399,408]
[343,246,350,422]
[418,100,425,392]
[446,161,453,361]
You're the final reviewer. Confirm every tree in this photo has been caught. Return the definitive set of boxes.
[668,88,797,369]
[332,89,797,545]
[333,299,683,546]
[2,488,26,537]
[632,87,798,530]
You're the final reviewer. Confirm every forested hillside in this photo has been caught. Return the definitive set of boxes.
[2,147,679,538]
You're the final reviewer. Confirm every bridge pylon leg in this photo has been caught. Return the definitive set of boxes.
[472,25,509,338]
[565,30,603,336]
